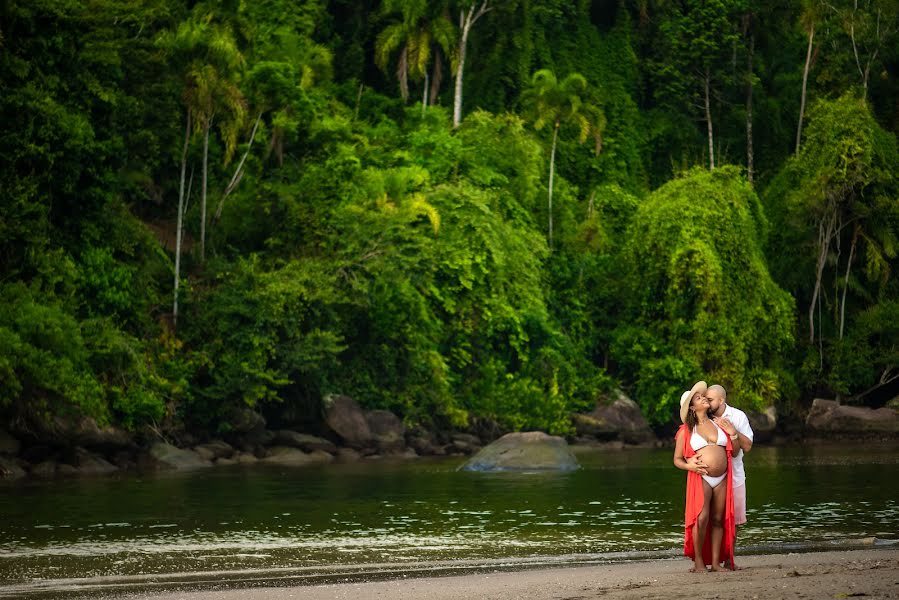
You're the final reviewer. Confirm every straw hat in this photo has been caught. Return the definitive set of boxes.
[679,380,708,423]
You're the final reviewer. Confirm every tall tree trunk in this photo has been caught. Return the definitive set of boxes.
[548,122,559,249]
[214,111,262,224]
[174,109,191,330]
[848,17,869,101]
[745,29,755,184]
[809,209,836,344]
[398,47,410,103]
[354,83,364,121]
[200,118,210,263]
[453,26,469,128]
[839,226,859,340]
[796,23,815,155]
[429,48,443,106]
[422,70,429,116]
[704,70,715,170]
[453,2,490,128]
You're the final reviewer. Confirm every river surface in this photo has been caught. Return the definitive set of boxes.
[1,442,897,598]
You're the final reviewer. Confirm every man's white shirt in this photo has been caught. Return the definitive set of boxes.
[723,404,754,488]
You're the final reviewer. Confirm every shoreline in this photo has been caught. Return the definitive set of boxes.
[5,544,896,599]
[72,547,899,600]
[4,435,899,485]
[4,394,898,482]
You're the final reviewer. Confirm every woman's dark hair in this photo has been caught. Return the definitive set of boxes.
[684,393,702,429]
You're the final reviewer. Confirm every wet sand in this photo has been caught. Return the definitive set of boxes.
[139,548,899,600]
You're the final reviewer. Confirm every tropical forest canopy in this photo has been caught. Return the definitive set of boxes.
[2,0,898,437]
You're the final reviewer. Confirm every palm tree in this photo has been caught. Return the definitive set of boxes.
[375,0,455,109]
[522,69,604,248]
[160,16,246,263]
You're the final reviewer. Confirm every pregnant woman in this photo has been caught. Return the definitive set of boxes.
[673,380,736,572]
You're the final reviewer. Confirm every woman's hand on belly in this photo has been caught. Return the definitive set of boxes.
[695,446,727,477]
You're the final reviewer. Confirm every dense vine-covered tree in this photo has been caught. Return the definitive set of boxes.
[614,167,795,422]
[765,94,899,401]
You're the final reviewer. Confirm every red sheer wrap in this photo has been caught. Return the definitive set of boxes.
[676,423,736,569]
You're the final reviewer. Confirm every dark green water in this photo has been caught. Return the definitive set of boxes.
[1,443,897,597]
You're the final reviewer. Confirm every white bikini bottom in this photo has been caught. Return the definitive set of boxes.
[702,472,726,488]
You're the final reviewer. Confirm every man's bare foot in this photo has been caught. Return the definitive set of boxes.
[710,564,726,572]
[722,560,743,570]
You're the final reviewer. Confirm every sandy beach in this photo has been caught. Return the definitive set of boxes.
[134,548,899,600]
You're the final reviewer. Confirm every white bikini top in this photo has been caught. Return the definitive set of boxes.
[690,424,727,452]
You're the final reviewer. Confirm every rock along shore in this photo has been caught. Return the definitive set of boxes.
[1,393,897,481]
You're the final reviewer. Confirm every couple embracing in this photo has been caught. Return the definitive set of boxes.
[673,381,754,573]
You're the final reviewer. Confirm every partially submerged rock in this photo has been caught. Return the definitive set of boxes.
[146,442,212,470]
[194,440,235,461]
[805,399,899,435]
[71,447,119,475]
[273,430,337,454]
[459,431,580,472]
[261,446,333,466]
[450,433,481,454]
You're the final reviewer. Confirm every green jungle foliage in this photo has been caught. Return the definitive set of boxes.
[1,0,898,436]
[614,167,795,422]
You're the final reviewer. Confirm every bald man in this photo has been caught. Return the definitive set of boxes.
[706,384,753,567]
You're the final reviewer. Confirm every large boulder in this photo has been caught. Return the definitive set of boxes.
[805,399,899,435]
[261,446,334,466]
[322,395,372,448]
[0,430,21,455]
[407,429,439,456]
[233,452,258,464]
[459,431,580,472]
[572,390,655,443]
[10,414,132,450]
[273,431,337,454]
[747,406,777,442]
[67,417,133,450]
[70,447,119,476]
[194,440,235,461]
[365,410,405,452]
[445,433,482,455]
[145,442,212,470]
[238,429,276,451]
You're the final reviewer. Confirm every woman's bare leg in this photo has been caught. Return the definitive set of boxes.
[691,480,713,572]
[709,481,727,571]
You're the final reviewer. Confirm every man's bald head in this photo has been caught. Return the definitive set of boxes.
[706,384,727,416]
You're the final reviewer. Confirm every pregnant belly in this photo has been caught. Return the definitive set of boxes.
[696,445,727,477]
